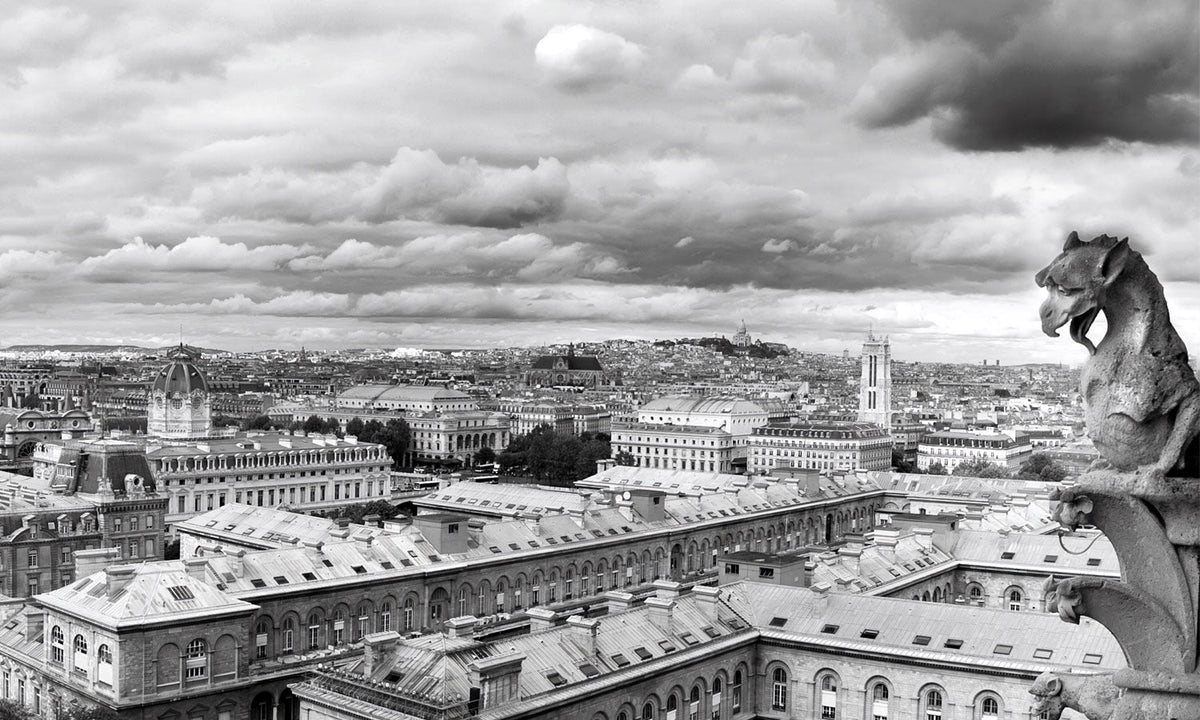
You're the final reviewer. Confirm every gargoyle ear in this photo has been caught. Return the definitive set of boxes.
[1063,231,1083,251]
[1047,677,1062,696]
[1100,238,1130,286]
[1034,266,1051,288]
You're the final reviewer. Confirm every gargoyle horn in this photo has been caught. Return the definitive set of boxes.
[1063,230,1084,251]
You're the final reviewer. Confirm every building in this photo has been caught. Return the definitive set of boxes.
[524,346,609,389]
[0,408,94,473]
[613,397,772,473]
[747,421,893,474]
[733,319,751,348]
[503,402,576,437]
[334,385,478,414]
[0,439,166,598]
[857,332,892,429]
[293,580,1122,720]
[147,345,214,440]
[889,416,927,466]
[405,411,510,468]
[917,430,1034,473]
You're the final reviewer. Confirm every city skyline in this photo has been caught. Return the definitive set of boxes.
[1,0,1196,364]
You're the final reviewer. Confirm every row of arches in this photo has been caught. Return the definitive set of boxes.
[810,668,1007,720]
[595,662,751,720]
[156,446,387,474]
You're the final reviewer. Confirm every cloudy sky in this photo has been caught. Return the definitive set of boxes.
[1,0,1197,363]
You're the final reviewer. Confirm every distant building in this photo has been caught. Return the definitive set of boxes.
[857,332,891,428]
[917,430,1033,473]
[335,385,477,414]
[733,319,752,348]
[524,345,609,389]
[613,396,772,473]
[889,416,927,466]
[0,408,94,473]
[147,345,213,440]
[748,421,893,474]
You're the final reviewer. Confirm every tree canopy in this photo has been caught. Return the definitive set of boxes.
[952,458,1013,478]
[1018,453,1068,483]
[497,425,611,487]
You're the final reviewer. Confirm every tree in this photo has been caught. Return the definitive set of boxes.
[61,707,122,720]
[302,415,340,436]
[475,446,496,465]
[345,417,365,437]
[891,448,915,473]
[614,450,636,466]
[1018,453,1068,483]
[925,461,948,475]
[953,458,1012,478]
[0,700,34,720]
[374,418,411,469]
[242,414,273,431]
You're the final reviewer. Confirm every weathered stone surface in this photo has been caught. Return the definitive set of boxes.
[1036,232,1200,478]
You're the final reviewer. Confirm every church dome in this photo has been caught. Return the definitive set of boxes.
[152,345,209,395]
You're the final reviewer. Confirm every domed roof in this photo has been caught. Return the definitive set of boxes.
[152,345,209,395]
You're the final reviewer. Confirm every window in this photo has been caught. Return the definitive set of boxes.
[871,684,889,720]
[820,675,837,719]
[308,616,320,650]
[68,634,89,677]
[666,695,678,720]
[282,619,294,654]
[27,550,37,568]
[1008,589,1023,611]
[403,598,415,631]
[185,639,207,679]
[51,626,64,664]
[732,670,742,714]
[771,668,788,711]
[97,644,113,686]
[980,696,999,720]
[130,517,139,531]
[255,621,269,658]
[642,703,655,720]
[924,690,943,720]
[146,515,155,529]
[711,677,722,720]
[333,610,345,644]
[381,602,392,632]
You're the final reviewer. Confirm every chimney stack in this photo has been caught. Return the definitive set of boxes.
[693,585,720,623]
[651,579,682,600]
[182,557,209,582]
[24,611,44,640]
[446,616,477,639]
[837,547,862,576]
[362,631,402,677]
[105,565,137,598]
[566,615,600,655]
[526,607,556,633]
[224,548,246,578]
[644,597,675,634]
[604,590,636,615]
[74,547,122,579]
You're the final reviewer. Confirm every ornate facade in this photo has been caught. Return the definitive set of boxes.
[147,345,213,440]
[857,332,891,429]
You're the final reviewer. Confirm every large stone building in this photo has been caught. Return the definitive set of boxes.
[0,408,94,473]
[917,430,1034,473]
[747,421,893,474]
[0,439,166,599]
[524,346,610,389]
[293,580,1120,720]
[334,385,478,414]
[612,397,776,473]
[147,345,213,440]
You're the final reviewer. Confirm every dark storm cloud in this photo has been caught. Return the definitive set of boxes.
[854,0,1199,150]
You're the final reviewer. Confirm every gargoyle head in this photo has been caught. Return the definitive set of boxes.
[1034,232,1131,355]
[1028,672,1065,719]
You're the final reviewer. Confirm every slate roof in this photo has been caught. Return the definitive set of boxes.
[953,529,1118,575]
[639,396,765,415]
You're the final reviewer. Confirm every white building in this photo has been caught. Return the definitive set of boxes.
[857,332,892,429]
[917,430,1033,473]
[748,421,893,474]
[613,396,772,473]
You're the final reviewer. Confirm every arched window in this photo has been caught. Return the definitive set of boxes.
[968,585,983,602]
[185,639,207,679]
[72,635,88,676]
[712,677,722,720]
[357,603,371,639]
[819,675,837,718]
[50,626,64,664]
[980,696,999,720]
[403,598,415,631]
[732,670,743,714]
[381,601,393,632]
[666,694,678,720]
[642,702,656,720]
[772,668,788,711]
[689,687,701,720]
[921,591,930,602]
[333,609,345,644]
[308,613,321,650]
[97,644,113,686]
[282,618,294,654]
[870,683,889,720]
[255,619,270,658]
[924,690,943,720]
[1008,588,1023,611]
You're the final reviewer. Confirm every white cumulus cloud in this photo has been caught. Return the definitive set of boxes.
[534,24,645,91]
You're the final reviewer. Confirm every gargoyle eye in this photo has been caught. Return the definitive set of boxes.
[1057,286,1079,296]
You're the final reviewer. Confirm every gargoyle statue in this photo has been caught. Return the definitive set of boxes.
[1029,671,1120,720]
[1036,232,1200,477]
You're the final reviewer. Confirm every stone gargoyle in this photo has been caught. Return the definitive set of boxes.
[1036,232,1200,478]
[1029,671,1120,720]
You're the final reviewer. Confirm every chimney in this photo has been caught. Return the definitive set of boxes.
[998,528,1012,553]
[304,540,325,558]
[224,548,246,578]
[182,557,208,582]
[446,616,477,639]
[363,514,382,527]
[105,565,137,598]
[24,611,44,639]
[523,516,542,536]
[566,615,600,656]
[467,518,486,545]
[873,528,899,562]
[362,631,402,677]
[526,607,556,633]
[913,527,934,551]
[693,585,721,623]
[644,597,675,633]
[335,517,351,529]
[596,458,616,474]
[810,581,831,599]
[837,547,862,576]
[651,579,682,600]
[802,561,817,588]
[74,547,122,579]
[604,590,636,615]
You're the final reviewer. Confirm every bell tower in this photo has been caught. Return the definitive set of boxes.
[857,331,891,429]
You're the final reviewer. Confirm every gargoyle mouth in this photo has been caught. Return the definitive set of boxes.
[1070,306,1100,354]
